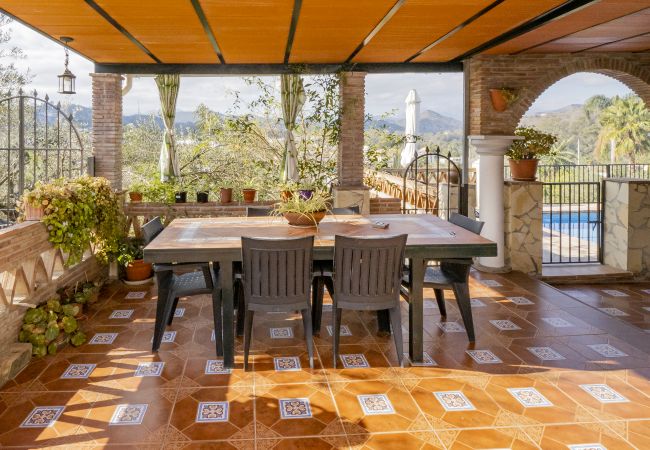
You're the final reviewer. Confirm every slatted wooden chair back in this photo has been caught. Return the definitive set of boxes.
[241,236,314,312]
[333,234,407,310]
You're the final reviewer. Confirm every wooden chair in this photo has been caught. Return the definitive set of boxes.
[401,213,484,341]
[240,236,315,370]
[331,234,408,368]
[142,217,221,354]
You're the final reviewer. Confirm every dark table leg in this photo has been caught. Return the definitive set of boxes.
[408,257,425,363]
[219,261,235,368]
[152,269,173,352]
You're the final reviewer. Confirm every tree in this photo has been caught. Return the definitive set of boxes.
[0,16,31,92]
[596,95,650,164]
[542,137,576,166]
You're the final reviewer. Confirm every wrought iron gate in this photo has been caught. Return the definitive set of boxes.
[0,90,85,227]
[543,181,603,264]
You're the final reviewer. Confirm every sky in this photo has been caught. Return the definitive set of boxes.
[2,16,634,121]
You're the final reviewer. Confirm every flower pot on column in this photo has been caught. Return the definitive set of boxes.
[506,127,557,181]
[129,192,143,202]
[508,159,539,181]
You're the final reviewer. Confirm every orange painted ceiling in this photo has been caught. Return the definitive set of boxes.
[1,0,648,65]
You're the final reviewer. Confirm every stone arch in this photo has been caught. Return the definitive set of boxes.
[510,59,650,134]
[468,53,650,136]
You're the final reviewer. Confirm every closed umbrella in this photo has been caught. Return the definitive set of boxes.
[155,74,180,182]
[280,74,306,182]
[400,89,421,168]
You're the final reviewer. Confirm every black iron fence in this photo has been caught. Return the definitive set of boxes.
[505,163,650,183]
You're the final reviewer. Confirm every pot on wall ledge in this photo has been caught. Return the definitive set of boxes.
[24,203,45,221]
[129,191,143,202]
[242,188,257,203]
[508,158,539,181]
[220,188,233,204]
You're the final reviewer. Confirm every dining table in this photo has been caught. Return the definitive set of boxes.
[143,214,497,368]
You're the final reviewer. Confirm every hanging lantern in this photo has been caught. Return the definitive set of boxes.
[58,36,76,95]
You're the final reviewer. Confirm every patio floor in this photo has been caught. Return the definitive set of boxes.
[1,271,650,449]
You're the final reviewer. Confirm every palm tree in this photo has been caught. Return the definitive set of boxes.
[596,95,650,164]
[543,137,576,166]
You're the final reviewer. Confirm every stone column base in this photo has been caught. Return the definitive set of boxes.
[333,186,370,215]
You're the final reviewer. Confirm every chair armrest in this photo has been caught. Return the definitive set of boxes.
[153,262,212,272]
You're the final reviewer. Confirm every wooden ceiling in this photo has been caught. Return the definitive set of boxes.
[1,0,649,70]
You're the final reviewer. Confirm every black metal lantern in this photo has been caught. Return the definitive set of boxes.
[58,37,76,95]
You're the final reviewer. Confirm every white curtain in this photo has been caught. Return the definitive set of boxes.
[280,74,306,182]
[155,74,180,182]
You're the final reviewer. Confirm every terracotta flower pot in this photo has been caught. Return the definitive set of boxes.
[220,188,233,204]
[242,188,257,203]
[129,191,143,202]
[489,89,508,112]
[283,211,326,227]
[508,158,539,181]
[24,203,45,221]
[280,190,293,202]
[125,259,153,281]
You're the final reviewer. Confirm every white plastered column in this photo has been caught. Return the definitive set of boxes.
[468,135,522,272]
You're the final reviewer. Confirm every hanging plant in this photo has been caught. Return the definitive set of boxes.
[18,176,125,266]
[489,87,519,112]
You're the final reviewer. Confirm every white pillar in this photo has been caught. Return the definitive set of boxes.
[468,135,522,272]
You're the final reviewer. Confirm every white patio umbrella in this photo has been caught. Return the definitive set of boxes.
[400,89,421,168]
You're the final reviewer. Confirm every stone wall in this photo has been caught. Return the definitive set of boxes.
[468,53,650,135]
[91,73,123,190]
[503,180,543,275]
[604,179,650,276]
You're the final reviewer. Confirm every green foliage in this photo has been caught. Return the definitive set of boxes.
[117,237,145,268]
[273,191,332,215]
[506,127,557,160]
[70,331,86,347]
[596,95,650,164]
[19,176,125,265]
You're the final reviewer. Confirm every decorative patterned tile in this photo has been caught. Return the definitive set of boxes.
[541,317,573,328]
[587,344,628,358]
[124,291,146,299]
[489,319,521,331]
[279,398,312,419]
[466,350,502,364]
[195,401,229,423]
[20,406,65,428]
[405,352,437,367]
[480,279,502,287]
[339,354,370,369]
[150,331,177,344]
[507,388,553,408]
[205,359,232,375]
[173,307,185,318]
[579,384,629,403]
[437,322,466,333]
[273,356,301,372]
[527,347,566,361]
[89,333,118,344]
[433,391,476,411]
[109,404,148,425]
[507,296,535,305]
[568,445,607,450]
[270,327,294,339]
[602,289,628,297]
[470,298,486,307]
[598,307,629,317]
[134,362,165,377]
[109,309,134,319]
[326,325,352,336]
[357,394,395,415]
[61,363,96,379]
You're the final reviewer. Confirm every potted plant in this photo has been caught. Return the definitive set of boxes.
[117,237,153,282]
[274,191,332,227]
[279,181,298,202]
[489,87,518,112]
[506,127,557,181]
[220,186,233,204]
[297,184,315,200]
[128,181,146,202]
[196,181,210,203]
[174,179,187,203]
[242,177,258,203]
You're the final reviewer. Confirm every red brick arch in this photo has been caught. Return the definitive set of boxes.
[468,53,650,135]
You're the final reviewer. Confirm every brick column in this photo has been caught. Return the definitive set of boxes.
[334,71,370,214]
[91,73,122,190]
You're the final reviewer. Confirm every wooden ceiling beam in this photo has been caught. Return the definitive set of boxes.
[190,0,226,64]
[284,0,303,64]
[345,0,405,63]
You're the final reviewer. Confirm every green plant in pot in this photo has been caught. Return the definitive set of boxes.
[273,190,332,227]
[278,180,298,202]
[128,181,146,202]
[117,237,152,282]
[506,127,557,181]
[174,179,188,203]
[242,176,258,203]
[196,180,211,203]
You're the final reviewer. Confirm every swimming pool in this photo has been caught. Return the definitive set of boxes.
[542,211,600,242]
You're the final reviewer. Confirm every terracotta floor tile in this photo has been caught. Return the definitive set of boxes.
[256,436,349,449]
[253,347,328,386]
[254,382,342,438]
[317,344,397,383]
[348,431,444,449]
[523,422,636,449]
[183,356,254,388]
[438,427,538,449]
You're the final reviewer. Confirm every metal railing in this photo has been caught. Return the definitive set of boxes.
[505,163,650,183]
[543,181,602,264]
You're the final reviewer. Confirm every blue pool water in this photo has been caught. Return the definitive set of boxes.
[542,211,600,242]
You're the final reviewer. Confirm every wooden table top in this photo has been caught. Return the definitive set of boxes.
[144,214,497,263]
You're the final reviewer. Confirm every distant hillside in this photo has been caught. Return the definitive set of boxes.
[63,104,197,130]
[366,109,462,133]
